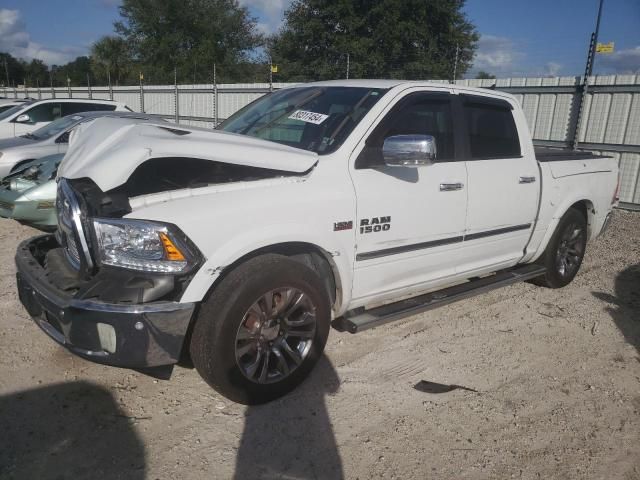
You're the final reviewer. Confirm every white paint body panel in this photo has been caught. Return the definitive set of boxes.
[58,81,619,315]
[0,99,129,140]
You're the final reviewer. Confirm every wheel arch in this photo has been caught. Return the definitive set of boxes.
[177,241,345,367]
[530,198,595,263]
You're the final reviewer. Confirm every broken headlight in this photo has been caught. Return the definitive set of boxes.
[92,218,201,274]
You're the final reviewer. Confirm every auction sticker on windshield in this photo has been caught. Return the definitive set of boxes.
[288,110,329,125]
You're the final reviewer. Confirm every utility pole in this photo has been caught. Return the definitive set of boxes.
[87,73,92,99]
[269,56,273,92]
[174,66,179,124]
[213,63,218,127]
[452,43,460,84]
[573,0,604,150]
[346,53,350,80]
[108,69,113,100]
[3,58,9,88]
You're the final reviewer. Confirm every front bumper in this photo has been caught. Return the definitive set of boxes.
[15,236,197,368]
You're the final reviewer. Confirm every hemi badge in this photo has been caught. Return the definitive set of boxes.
[333,221,353,231]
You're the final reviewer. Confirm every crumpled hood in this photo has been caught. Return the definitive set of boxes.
[58,117,319,192]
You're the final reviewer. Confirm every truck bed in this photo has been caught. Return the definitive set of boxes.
[535,147,611,162]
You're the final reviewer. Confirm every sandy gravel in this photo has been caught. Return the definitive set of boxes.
[0,211,638,480]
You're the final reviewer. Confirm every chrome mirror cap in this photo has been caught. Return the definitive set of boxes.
[382,134,437,167]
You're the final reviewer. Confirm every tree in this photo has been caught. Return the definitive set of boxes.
[23,59,49,87]
[475,71,496,79]
[114,0,263,83]
[0,52,26,87]
[56,56,94,86]
[270,0,478,82]
[91,36,133,85]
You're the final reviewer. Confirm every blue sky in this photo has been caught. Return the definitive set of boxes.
[0,0,638,77]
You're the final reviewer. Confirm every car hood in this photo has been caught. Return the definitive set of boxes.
[0,136,37,150]
[58,117,319,192]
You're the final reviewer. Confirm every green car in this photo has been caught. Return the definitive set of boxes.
[0,153,61,230]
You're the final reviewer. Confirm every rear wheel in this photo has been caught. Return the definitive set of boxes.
[189,254,331,404]
[533,207,587,288]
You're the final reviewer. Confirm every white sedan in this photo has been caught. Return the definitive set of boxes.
[0,98,130,139]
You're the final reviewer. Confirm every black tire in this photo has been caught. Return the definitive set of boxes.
[533,207,587,288]
[189,253,331,405]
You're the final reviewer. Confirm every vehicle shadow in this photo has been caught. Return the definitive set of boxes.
[592,263,640,355]
[234,355,343,480]
[0,381,145,480]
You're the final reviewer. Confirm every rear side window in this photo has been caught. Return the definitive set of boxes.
[62,103,116,115]
[463,100,520,159]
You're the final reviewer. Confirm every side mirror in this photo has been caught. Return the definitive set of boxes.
[382,134,437,167]
[15,114,31,124]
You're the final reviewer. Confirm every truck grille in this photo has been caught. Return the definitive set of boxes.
[56,180,90,270]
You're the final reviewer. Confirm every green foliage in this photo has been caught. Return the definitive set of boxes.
[91,36,134,85]
[270,0,478,81]
[53,56,95,86]
[0,52,26,87]
[115,0,264,83]
[475,71,496,79]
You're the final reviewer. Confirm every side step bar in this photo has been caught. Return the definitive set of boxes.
[333,264,546,334]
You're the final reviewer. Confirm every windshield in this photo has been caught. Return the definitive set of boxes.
[28,114,85,140]
[0,105,24,121]
[219,86,387,154]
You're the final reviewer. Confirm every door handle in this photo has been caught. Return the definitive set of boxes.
[439,182,464,191]
[519,176,536,184]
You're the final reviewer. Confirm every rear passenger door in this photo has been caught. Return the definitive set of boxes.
[457,94,539,274]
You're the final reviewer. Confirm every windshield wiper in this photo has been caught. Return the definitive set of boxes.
[20,132,38,140]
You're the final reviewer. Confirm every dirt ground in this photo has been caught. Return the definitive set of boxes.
[0,211,638,480]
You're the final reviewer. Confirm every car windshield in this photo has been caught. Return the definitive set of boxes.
[28,115,85,140]
[0,105,24,121]
[218,86,387,155]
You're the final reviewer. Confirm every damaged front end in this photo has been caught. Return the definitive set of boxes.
[15,151,311,370]
[15,176,202,368]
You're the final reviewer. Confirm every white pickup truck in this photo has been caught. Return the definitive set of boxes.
[15,80,619,404]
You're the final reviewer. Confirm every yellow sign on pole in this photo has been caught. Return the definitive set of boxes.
[271,65,278,73]
[596,42,614,54]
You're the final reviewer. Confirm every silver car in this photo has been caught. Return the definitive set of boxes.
[0,111,160,179]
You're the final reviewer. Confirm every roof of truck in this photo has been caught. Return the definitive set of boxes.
[284,79,516,101]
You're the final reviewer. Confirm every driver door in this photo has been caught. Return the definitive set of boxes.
[349,91,468,304]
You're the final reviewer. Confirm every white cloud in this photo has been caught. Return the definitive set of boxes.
[544,61,562,77]
[472,35,522,74]
[0,9,84,65]
[238,0,293,34]
[597,46,640,74]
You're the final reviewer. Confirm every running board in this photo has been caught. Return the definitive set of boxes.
[333,264,546,334]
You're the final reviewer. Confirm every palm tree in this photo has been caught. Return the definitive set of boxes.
[90,36,132,85]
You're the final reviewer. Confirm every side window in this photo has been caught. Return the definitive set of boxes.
[356,93,454,168]
[56,131,71,143]
[22,103,62,123]
[463,100,520,159]
[62,103,116,115]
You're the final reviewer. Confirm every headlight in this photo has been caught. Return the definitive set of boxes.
[92,218,201,273]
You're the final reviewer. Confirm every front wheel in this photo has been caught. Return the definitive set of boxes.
[189,254,331,404]
[533,207,588,288]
